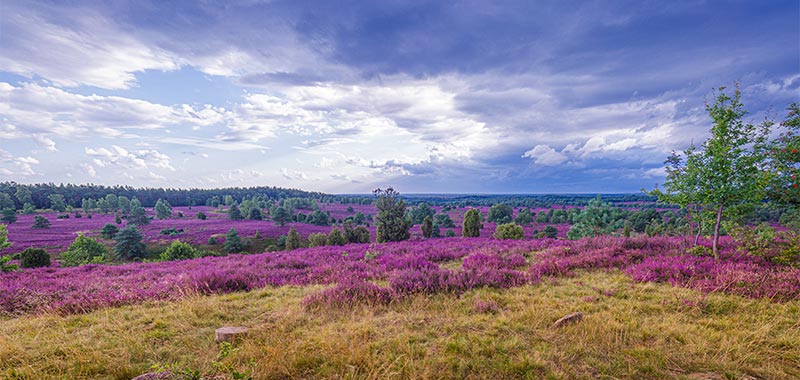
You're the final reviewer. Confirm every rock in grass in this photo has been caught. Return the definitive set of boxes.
[131,371,177,380]
[215,326,249,343]
[551,312,583,328]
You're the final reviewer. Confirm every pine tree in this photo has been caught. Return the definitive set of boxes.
[421,216,433,238]
[224,228,244,253]
[32,215,50,229]
[462,208,482,237]
[127,199,150,226]
[228,203,243,220]
[374,188,411,243]
[286,227,303,250]
[114,226,147,261]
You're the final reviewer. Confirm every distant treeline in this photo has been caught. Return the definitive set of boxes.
[400,193,666,208]
[0,182,372,209]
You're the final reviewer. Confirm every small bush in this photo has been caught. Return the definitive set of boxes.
[100,223,119,239]
[32,215,51,229]
[159,227,185,236]
[543,225,558,239]
[196,211,207,220]
[160,240,198,261]
[494,223,524,240]
[308,233,327,247]
[61,234,107,267]
[208,236,218,245]
[445,229,456,237]
[19,248,51,268]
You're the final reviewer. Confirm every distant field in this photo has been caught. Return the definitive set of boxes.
[2,204,574,255]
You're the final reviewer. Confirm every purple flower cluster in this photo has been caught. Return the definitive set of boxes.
[2,235,798,316]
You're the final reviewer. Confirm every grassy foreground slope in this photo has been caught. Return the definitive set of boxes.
[2,271,798,380]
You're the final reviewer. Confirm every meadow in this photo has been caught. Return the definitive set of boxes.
[2,229,799,379]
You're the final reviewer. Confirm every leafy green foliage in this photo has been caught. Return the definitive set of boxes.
[514,208,534,225]
[48,194,66,212]
[0,225,14,272]
[308,233,327,247]
[326,227,347,246]
[0,255,16,273]
[22,202,36,214]
[114,226,147,261]
[779,208,800,229]
[408,202,435,224]
[433,213,455,228]
[160,241,198,261]
[343,223,370,244]
[493,223,524,240]
[487,203,514,224]
[567,195,616,240]
[247,207,263,220]
[651,85,770,257]
[20,248,51,268]
[270,206,290,226]
[462,208,482,237]
[61,234,107,267]
[765,102,800,206]
[543,225,558,239]
[374,188,411,243]
[196,211,207,220]
[0,208,16,224]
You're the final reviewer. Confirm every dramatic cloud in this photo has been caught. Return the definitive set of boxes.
[0,1,796,192]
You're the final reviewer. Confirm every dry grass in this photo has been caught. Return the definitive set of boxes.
[1,271,798,380]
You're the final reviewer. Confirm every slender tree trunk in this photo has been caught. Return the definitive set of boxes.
[712,204,724,259]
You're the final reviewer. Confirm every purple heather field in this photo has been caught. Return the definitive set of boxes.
[2,205,571,255]
[2,235,798,317]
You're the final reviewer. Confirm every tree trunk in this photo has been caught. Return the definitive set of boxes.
[712,204,724,259]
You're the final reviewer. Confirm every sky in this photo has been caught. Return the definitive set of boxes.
[0,0,798,194]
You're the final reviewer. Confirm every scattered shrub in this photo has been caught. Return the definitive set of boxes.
[224,228,243,253]
[61,234,107,267]
[196,211,207,220]
[160,240,198,261]
[19,248,51,268]
[32,215,51,229]
[159,227,185,236]
[308,233,327,247]
[114,226,147,261]
[494,223,524,240]
[100,223,119,239]
[326,228,347,246]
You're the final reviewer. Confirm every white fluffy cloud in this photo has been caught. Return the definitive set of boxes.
[0,149,39,177]
[85,145,173,171]
[0,82,229,146]
[522,145,569,166]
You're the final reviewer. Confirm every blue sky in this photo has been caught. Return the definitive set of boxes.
[0,0,797,193]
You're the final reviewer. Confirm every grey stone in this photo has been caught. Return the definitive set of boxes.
[215,326,249,343]
[551,312,583,328]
